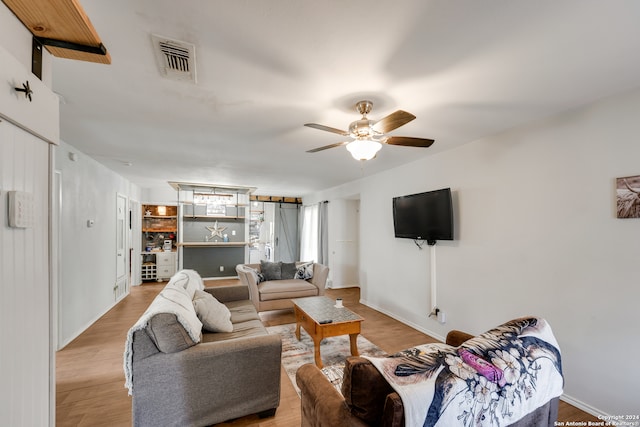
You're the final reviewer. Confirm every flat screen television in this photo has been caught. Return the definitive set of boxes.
[392,188,454,244]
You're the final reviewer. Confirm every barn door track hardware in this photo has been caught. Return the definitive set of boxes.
[15,81,33,102]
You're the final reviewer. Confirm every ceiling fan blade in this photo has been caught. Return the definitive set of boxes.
[306,141,350,153]
[372,110,416,134]
[304,123,350,136]
[385,136,435,148]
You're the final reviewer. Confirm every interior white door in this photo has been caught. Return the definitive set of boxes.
[115,193,128,299]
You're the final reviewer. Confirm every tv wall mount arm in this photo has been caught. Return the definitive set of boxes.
[414,239,436,249]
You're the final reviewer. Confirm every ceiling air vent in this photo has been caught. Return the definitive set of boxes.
[151,34,197,83]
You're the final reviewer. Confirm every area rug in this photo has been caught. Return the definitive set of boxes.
[266,323,387,395]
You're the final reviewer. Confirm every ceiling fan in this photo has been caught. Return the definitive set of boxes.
[304,100,435,161]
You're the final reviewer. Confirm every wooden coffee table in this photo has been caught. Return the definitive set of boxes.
[292,296,364,368]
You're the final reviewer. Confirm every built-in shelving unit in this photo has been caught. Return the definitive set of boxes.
[141,204,178,281]
[169,182,256,278]
[141,262,157,281]
[249,206,264,246]
[142,204,177,250]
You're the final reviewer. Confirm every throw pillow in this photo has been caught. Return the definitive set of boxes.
[281,262,298,279]
[295,262,314,280]
[192,289,233,333]
[260,260,282,281]
[247,266,265,283]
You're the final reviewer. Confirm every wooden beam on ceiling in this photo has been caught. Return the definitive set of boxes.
[2,0,111,64]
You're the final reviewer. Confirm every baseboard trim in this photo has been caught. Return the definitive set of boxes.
[202,275,239,281]
[360,298,607,418]
[359,298,446,343]
[58,290,129,350]
[559,394,607,419]
[327,284,359,289]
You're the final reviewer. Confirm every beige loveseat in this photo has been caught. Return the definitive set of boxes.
[236,261,329,312]
[124,269,281,427]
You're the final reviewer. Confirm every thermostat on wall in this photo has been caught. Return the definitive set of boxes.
[8,190,35,228]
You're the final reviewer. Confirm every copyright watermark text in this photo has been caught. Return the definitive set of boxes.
[555,415,640,427]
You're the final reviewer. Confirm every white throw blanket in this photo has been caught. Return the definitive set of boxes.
[123,286,202,395]
[365,318,563,427]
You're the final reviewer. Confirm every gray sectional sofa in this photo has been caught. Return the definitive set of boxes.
[124,269,282,427]
[236,261,329,312]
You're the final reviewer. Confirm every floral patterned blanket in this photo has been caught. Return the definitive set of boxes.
[364,317,563,427]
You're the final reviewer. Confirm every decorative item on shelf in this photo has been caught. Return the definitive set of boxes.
[251,209,265,224]
[145,209,152,216]
[206,203,226,216]
[223,234,229,242]
[205,221,226,241]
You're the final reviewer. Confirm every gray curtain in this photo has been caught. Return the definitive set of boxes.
[317,201,328,265]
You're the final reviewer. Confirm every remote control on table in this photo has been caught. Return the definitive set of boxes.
[319,319,333,324]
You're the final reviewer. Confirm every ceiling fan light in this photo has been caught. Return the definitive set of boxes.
[346,139,382,161]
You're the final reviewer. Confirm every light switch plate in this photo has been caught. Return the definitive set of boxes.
[8,190,35,228]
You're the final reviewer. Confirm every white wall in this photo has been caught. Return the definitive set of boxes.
[1,4,55,425]
[306,87,640,415]
[0,117,52,427]
[0,5,53,89]
[55,141,141,347]
[142,185,178,204]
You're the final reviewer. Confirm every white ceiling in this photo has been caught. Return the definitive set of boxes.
[52,0,640,196]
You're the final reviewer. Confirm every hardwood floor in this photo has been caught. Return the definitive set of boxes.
[56,280,598,426]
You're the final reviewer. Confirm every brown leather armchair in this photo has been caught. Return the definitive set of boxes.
[296,329,559,427]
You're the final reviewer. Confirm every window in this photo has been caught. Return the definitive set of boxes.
[300,204,318,262]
